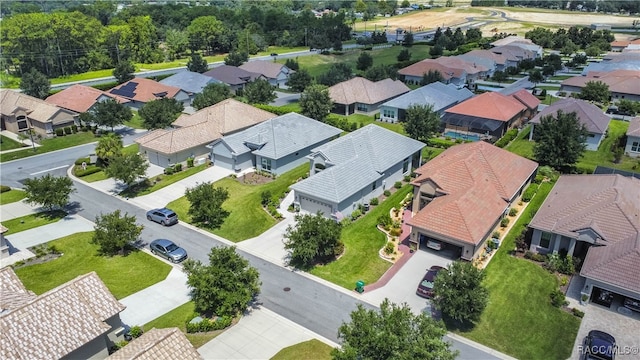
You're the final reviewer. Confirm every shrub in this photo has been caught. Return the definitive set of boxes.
[384,242,395,255]
[492,231,501,239]
[394,181,402,189]
[494,129,518,148]
[427,137,456,149]
[351,209,362,220]
[522,183,538,202]
[174,163,182,172]
[74,166,103,177]
[74,157,90,165]
[55,128,64,137]
[260,190,272,206]
[524,251,546,262]
[187,157,195,168]
[340,217,352,226]
[164,167,175,175]
[0,185,11,193]
[383,190,391,196]
[532,174,544,184]
[571,308,585,318]
[370,197,379,206]
[500,218,510,227]
[550,289,567,308]
[63,126,72,135]
[71,125,78,133]
[404,175,411,182]
[389,227,402,237]
[186,315,232,333]
[509,208,518,217]
[128,325,143,338]
[377,213,392,228]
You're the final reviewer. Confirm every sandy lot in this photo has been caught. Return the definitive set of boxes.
[500,9,636,27]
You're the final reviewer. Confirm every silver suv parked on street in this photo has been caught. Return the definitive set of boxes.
[146,208,178,226]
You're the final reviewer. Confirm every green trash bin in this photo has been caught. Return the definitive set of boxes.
[356,280,365,293]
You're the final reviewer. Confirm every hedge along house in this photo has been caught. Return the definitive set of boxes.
[108,77,190,111]
[328,77,410,116]
[407,141,538,260]
[136,99,275,168]
[290,124,424,220]
[209,113,341,174]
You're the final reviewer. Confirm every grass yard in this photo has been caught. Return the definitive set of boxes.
[0,135,27,151]
[0,131,97,162]
[271,339,334,360]
[142,301,222,348]
[310,185,411,289]
[0,189,27,205]
[15,232,171,299]
[536,84,561,91]
[123,112,146,129]
[168,164,308,242]
[120,163,208,198]
[540,94,562,105]
[342,113,406,135]
[1,211,67,235]
[458,181,581,359]
[74,143,140,183]
[548,75,574,81]
[505,125,534,160]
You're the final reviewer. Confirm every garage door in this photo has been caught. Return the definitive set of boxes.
[213,154,234,170]
[299,196,332,216]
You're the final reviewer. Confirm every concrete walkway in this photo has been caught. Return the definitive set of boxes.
[0,200,40,221]
[0,130,40,154]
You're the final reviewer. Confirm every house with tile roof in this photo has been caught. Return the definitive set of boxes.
[159,70,223,103]
[108,77,190,110]
[457,49,508,75]
[328,77,410,116]
[581,52,640,74]
[610,38,640,52]
[0,89,78,137]
[489,45,536,69]
[239,60,293,87]
[509,89,541,120]
[378,82,474,123]
[407,141,538,260]
[203,65,266,94]
[210,113,341,174]
[398,57,488,88]
[136,99,276,168]
[46,84,130,114]
[290,124,424,219]
[0,268,126,360]
[528,98,611,151]
[560,70,640,102]
[440,91,528,139]
[490,36,542,58]
[528,174,640,302]
[625,117,640,158]
[108,327,201,360]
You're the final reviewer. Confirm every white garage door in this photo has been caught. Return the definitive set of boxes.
[213,154,234,170]
[299,196,332,217]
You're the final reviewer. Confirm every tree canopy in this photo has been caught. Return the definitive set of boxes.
[224,51,248,66]
[90,98,133,130]
[105,152,149,186]
[317,63,353,87]
[578,80,610,104]
[421,69,443,86]
[185,182,230,229]
[192,83,232,110]
[356,51,373,71]
[95,132,123,164]
[91,210,143,256]
[20,69,50,99]
[533,110,589,172]
[433,261,489,326]
[299,84,332,122]
[286,68,313,92]
[283,212,343,270]
[403,104,441,142]
[186,52,208,73]
[244,79,276,104]
[139,98,184,130]
[113,61,135,84]
[23,174,75,211]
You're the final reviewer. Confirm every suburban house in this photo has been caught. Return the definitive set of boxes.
[432,57,489,83]
[490,36,543,58]
[407,141,538,260]
[290,124,425,220]
[528,98,611,151]
[610,38,640,52]
[489,45,536,69]
[108,77,190,110]
[159,71,223,104]
[560,70,640,102]
[398,57,488,88]
[378,82,474,123]
[136,99,275,168]
[107,327,201,360]
[203,65,265,94]
[0,268,127,359]
[527,174,640,304]
[239,60,293,87]
[457,49,508,75]
[328,77,410,116]
[625,116,640,157]
[508,89,541,120]
[45,84,130,114]
[0,89,78,137]
[581,52,640,74]
[440,91,528,139]
[209,112,341,174]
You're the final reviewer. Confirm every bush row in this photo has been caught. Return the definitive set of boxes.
[75,165,102,177]
[426,138,456,149]
[185,316,232,333]
[494,129,519,148]
[522,183,538,202]
[0,185,11,193]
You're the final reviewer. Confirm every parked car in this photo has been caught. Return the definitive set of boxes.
[416,266,444,298]
[149,239,188,263]
[270,52,278,56]
[426,239,443,251]
[582,330,616,360]
[623,297,640,312]
[146,208,178,226]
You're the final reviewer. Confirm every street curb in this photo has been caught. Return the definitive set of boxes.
[2,141,99,165]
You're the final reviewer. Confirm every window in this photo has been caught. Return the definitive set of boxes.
[632,141,640,153]
[261,158,272,171]
[382,109,395,119]
[17,115,28,130]
[371,181,377,191]
[540,232,552,248]
[357,104,367,112]
[402,158,409,173]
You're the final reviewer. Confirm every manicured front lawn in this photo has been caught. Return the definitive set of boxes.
[15,232,171,299]
[74,143,140,183]
[123,112,146,129]
[167,164,308,242]
[271,339,334,360]
[342,113,406,135]
[2,210,67,235]
[310,185,411,289]
[458,181,581,359]
[0,135,27,151]
[0,189,27,205]
[0,131,97,162]
[142,301,222,348]
[120,163,209,198]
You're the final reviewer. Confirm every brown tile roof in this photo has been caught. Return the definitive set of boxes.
[510,89,540,111]
[627,117,640,137]
[329,77,410,105]
[0,271,126,360]
[610,39,640,47]
[137,99,275,154]
[444,92,526,122]
[490,35,535,47]
[408,141,537,245]
[108,77,182,103]
[239,60,288,79]
[490,45,535,62]
[0,89,74,124]
[108,328,201,360]
[530,98,611,134]
[432,57,488,75]
[0,267,36,313]
[561,70,640,96]
[46,84,129,113]
[459,49,507,66]
[398,60,459,79]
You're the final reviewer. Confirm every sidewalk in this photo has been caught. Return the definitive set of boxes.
[0,130,40,154]
[0,200,40,221]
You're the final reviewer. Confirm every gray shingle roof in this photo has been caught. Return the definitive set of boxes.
[203,65,263,85]
[160,70,222,94]
[381,82,473,111]
[530,98,611,134]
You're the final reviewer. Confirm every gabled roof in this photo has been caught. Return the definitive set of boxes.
[490,35,535,47]
[627,117,640,137]
[203,65,263,85]
[509,89,540,111]
[459,49,507,66]
[0,270,126,360]
[45,84,130,113]
[408,141,538,245]
[329,77,410,105]
[444,92,526,122]
[398,60,461,79]
[490,45,535,62]
[432,57,488,75]
[107,328,201,360]
[216,112,342,159]
[381,82,473,111]
[561,70,640,96]
[239,60,290,79]
[0,267,36,314]
[159,71,222,94]
[0,89,75,123]
[290,125,425,203]
[530,98,611,135]
[109,77,183,103]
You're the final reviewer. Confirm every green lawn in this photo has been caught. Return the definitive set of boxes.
[120,163,209,198]
[168,164,308,242]
[341,113,406,135]
[124,112,146,129]
[548,75,574,81]
[0,135,27,151]
[2,211,67,235]
[536,84,561,90]
[0,131,97,162]
[271,339,334,360]
[0,189,27,205]
[540,94,562,105]
[15,232,171,299]
[458,181,581,359]
[310,185,411,289]
[75,143,140,183]
[142,301,221,348]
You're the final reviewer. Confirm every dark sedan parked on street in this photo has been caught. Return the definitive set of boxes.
[416,266,444,298]
[149,239,188,263]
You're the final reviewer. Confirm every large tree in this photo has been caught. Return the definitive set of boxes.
[139,98,184,130]
[579,80,611,104]
[182,246,260,317]
[286,68,313,92]
[283,212,343,270]
[533,110,589,172]
[317,63,353,87]
[185,182,230,229]
[333,299,458,360]
[299,84,332,122]
[187,16,223,54]
[356,51,373,71]
[433,261,488,326]
[186,53,208,73]
[91,210,143,256]
[224,51,249,66]
[164,28,189,60]
[90,98,133,130]
[20,69,50,99]
[421,69,443,86]
[528,69,544,88]
[23,174,75,211]
[113,61,135,84]
[94,132,123,164]
[192,83,232,110]
[105,152,149,186]
[244,79,276,104]
[403,104,441,142]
